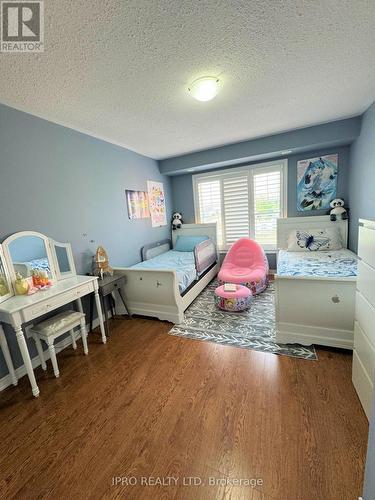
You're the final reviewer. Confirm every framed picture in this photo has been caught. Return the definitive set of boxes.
[147,181,167,227]
[297,154,338,211]
[125,190,150,219]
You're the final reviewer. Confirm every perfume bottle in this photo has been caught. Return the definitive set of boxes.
[14,272,29,295]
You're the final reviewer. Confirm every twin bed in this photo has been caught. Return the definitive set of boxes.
[115,224,219,324]
[116,216,358,350]
[275,216,358,349]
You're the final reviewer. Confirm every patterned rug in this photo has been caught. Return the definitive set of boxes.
[169,280,317,360]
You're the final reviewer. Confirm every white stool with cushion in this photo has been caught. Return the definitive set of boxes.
[30,311,88,378]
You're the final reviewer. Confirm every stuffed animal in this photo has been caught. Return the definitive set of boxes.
[171,212,183,230]
[329,198,348,221]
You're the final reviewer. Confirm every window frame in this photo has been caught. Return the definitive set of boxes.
[193,159,288,251]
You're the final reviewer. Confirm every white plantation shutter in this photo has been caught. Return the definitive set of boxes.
[194,161,286,250]
[252,168,282,247]
[196,178,223,246]
[223,175,250,246]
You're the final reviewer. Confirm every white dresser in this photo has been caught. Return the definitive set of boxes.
[352,219,375,419]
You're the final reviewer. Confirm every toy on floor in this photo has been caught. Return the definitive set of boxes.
[215,284,252,311]
[218,238,269,295]
[171,212,183,230]
[329,198,348,221]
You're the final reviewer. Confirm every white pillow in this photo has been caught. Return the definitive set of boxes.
[287,228,342,252]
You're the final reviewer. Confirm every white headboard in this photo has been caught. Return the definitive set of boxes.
[277,216,348,249]
[172,223,218,248]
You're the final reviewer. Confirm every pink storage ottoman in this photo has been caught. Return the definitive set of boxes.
[214,284,252,312]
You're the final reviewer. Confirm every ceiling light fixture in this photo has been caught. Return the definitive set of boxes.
[188,76,220,102]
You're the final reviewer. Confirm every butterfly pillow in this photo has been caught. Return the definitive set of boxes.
[287,228,342,251]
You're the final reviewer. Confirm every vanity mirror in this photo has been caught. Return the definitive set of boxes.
[50,240,76,280]
[2,231,56,284]
[0,245,13,303]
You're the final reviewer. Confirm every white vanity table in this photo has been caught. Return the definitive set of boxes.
[0,231,106,397]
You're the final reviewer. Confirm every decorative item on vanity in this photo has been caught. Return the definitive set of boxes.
[171,212,183,230]
[218,238,269,295]
[14,272,29,295]
[93,246,113,279]
[215,284,253,312]
[329,198,348,221]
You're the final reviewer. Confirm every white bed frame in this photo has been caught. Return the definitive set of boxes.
[114,224,219,324]
[275,216,356,349]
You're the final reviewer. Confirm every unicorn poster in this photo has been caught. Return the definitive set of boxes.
[297,154,338,211]
[147,180,167,227]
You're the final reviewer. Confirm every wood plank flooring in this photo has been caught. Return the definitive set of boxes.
[0,317,369,500]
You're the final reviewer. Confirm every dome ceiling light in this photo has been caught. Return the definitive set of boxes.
[188,76,220,102]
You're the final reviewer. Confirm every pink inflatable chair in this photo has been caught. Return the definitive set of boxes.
[218,238,269,295]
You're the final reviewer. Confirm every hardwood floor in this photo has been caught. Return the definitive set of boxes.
[0,317,368,500]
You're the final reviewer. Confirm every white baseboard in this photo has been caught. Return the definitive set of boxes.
[0,316,105,392]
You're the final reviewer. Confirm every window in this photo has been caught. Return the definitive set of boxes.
[193,160,287,250]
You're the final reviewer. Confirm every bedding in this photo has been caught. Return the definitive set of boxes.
[130,250,197,293]
[277,249,358,278]
[287,227,342,251]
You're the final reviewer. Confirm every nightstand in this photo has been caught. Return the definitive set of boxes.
[89,274,128,337]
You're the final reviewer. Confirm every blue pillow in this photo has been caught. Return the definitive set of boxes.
[174,235,208,252]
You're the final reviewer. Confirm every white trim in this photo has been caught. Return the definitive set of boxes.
[193,159,288,250]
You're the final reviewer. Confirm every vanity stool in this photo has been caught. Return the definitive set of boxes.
[30,311,88,378]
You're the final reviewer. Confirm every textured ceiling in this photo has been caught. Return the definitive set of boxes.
[0,0,374,159]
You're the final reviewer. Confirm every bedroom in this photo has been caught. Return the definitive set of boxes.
[0,1,375,499]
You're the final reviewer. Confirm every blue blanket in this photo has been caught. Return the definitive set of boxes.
[130,250,197,293]
[277,249,358,278]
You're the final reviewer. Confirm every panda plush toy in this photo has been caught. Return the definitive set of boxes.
[171,212,183,230]
[329,198,348,221]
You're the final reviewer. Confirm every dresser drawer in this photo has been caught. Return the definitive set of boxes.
[357,260,375,308]
[352,350,373,420]
[355,291,375,347]
[354,321,375,383]
[22,282,94,322]
[358,226,375,269]
[100,276,126,296]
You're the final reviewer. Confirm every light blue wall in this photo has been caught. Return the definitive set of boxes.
[0,103,172,377]
[348,101,375,251]
[160,117,360,175]
[172,146,350,222]
[171,146,351,269]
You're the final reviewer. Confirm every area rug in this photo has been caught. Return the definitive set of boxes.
[169,280,317,360]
